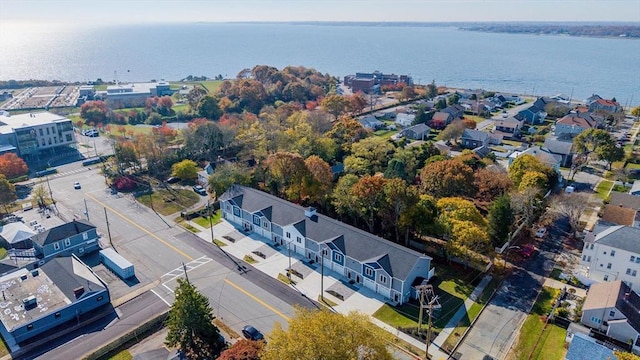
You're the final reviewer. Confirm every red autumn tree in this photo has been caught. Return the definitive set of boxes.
[0,153,28,179]
[217,339,263,360]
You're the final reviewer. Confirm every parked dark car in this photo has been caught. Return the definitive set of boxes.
[519,244,536,258]
[242,325,264,341]
[167,177,180,184]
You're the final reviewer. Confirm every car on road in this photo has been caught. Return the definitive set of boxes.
[519,244,536,258]
[73,181,81,189]
[192,185,207,196]
[534,227,547,238]
[242,325,264,341]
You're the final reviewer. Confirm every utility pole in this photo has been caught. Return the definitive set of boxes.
[84,198,90,221]
[208,200,216,247]
[416,284,440,360]
[182,262,190,284]
[320,247,324,301]
[104,207,114,250]
[287,242,292,278]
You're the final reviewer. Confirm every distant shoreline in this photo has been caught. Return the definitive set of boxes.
[196,21,640,39]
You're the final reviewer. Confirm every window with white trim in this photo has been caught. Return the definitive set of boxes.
[633,270,638,277]
[365,267,373,277]
[334,253,342,262]
[632,256,636,262]
[262,221,268,229]
[611,250,616,257]
[604,275,609,281]
[286,232,291,238]
[627,268,633,275]
[233,207,240,216]
[64,238,71,247]
[296,236,301,243]
[53,242,60,250]
[607,263,612,269]
[610,310,616,317]
[590,316,602,324]
[379,275,387,284]
[590,244,594,250]
[253,215,260,225]
[83,232,89,240]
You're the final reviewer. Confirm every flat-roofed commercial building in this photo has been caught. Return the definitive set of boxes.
[0,255,110,349]
[97,81,175,108]
[0,112,76,161]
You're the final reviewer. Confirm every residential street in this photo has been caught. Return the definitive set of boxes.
[453,223,564,360]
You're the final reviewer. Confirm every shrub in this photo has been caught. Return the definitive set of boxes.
[113,176,137,192]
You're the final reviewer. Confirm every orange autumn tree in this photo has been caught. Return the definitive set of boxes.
[0,153,28,179]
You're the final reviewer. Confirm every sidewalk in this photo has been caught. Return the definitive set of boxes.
[431,275,493,351]
[183,218,495,360]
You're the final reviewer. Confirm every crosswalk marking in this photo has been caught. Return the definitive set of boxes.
[161,256,213,292]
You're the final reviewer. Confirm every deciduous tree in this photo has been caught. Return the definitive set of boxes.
[331,174,359,222]
[0,175,17,214]
[218,339,263,360]
[303,155,333,204]
[171,159,198,181]
[165,279,224,360]
[321,94,350,120]
[208,162,252,198]
[352,175,388,233]
[419,159,476,198]
[436,120,466,144]
[518,171,549,191]
[573,128,615,158]
[399,194,438,242]
[446,220,492,267]
[262,308,393,360]
[80,100,107,124]
[0,153,28,179]
[196,96,222,120]
[508,154,555,189]
[437,197,487,232]
[549,192,591,235]
[265,152,309,202]
[596,142,625,170]
[474,167,512,203]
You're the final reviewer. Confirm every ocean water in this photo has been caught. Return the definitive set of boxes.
[1,23,639,105]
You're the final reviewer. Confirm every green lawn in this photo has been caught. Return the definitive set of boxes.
[512,287,566,360]
[191,210,222,228]
[109,350,133,360]
[627,163,640,170]
[595,180,614,200]
[172,80,223,94]
[0,248,7,260]
[106,124,155,137]
[136,189,200,216]
[373,262,481,332]
[374,129,399,138]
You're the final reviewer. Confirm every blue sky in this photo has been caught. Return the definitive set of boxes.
[1,0,639,26]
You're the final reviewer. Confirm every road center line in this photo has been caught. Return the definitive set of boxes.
[223,278,291,322]
[85,192,193,261]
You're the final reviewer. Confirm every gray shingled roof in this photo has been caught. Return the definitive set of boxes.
[565,333,615,360]
[220,185,431,280]
[32,219,96,247]
[609,192,640,210]
[594,225,640,254]
[543,138,573,155]
[41,256,105,300]
[461,129,490,142]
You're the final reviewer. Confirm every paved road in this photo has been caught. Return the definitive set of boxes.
[453,225,563,360]
[21,167,316,358]
[21,291,169,360]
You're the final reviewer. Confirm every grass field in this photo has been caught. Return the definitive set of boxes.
[109,350,133,360]
[191,210,222,228]
[595,180,614,200]
[512,287,566,360]
[136,189,200,216]
[172,80,223,94]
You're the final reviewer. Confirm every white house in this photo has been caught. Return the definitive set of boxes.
[579,225,640,290]
[395,113,415,127]
[581,280,640,354]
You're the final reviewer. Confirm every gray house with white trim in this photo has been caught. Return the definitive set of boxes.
[219,185,434,304]
[31,219,100,259]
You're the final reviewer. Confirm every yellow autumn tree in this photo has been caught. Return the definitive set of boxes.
[261,308,393,360]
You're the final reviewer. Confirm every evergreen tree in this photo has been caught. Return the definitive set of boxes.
[165,278,224,360]
[487,194,514,247]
